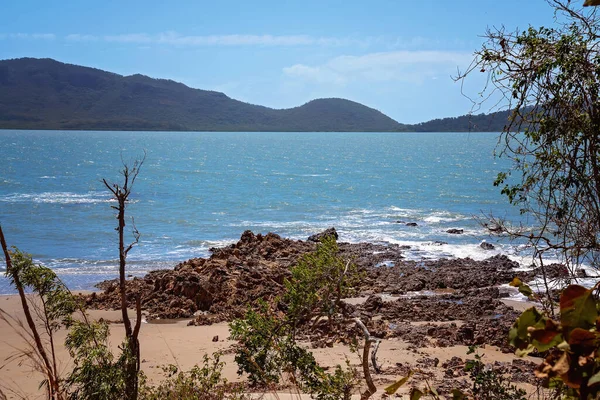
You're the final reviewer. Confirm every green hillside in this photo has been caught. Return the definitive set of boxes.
[0,58,405,132]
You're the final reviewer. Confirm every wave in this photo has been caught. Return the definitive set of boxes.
[0,191,115,204]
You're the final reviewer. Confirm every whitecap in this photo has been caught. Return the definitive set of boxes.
[0,191,113,204]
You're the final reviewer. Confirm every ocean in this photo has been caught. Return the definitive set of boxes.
[0,130,534,294]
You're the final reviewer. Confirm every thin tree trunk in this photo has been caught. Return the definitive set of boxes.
[0,226,61,400]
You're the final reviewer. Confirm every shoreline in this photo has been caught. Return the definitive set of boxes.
[0,293,539,399]
[0,229,551,397]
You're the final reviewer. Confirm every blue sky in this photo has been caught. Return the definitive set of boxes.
[1,0,561,123]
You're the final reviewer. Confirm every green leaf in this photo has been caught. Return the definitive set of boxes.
[385,371,413,394]
[509,277,523,287]
[509,307,545,350]
[410,388,424,400]
[518,283,534,298]
[589,370,600,386]
[560,285,598,332]
[515,344,536,357]
[452,389,467,400]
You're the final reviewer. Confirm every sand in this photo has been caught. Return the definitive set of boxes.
[0,294,540,399]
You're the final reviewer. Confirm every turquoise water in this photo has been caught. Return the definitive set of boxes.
[0,130,528,293]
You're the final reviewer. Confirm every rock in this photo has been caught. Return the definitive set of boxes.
[212,335,219,342]
[480,241,495,250]
[446,229,464,234]
[406,222,418,227]
[363,295,384,314]
[307,227,338,242]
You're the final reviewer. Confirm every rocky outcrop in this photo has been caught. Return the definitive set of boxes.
[87,231,530,330]
[307,227,338,242]
[88,230,315,320]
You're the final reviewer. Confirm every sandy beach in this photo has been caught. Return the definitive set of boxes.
[0,293,540,399]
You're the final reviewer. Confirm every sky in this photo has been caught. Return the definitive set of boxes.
[0,0,563,124]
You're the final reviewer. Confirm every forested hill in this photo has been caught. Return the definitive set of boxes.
[0,58,404,132]
[0,57,513,132]
[408,110,512,132]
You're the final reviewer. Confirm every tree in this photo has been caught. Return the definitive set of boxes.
[456,1,600,396]
[102,153,145,400]
[0,226,75,400]
[457,0,600,282]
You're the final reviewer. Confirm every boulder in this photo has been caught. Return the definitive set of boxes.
[307,227,338,242]
[480,241,495,250]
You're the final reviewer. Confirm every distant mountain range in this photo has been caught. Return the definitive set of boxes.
[0,58,511,132]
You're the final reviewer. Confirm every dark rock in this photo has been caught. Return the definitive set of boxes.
[446,229,464,234]
[480,241,495,250]
[307,227,338,242]
[362,295,384,314]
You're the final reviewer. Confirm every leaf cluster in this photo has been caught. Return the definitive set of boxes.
[509,284,600,398]
[457,0,600,275]
[138,354,248,400]
[7,248,79,329]
[229,237,361,398]
[283,236,362,330]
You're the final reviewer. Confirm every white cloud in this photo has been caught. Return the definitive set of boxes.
[1,33,55,40]
[62,32,373,47]
[104,33,153,44]
[65,33,99,42]
[283,50,473,85]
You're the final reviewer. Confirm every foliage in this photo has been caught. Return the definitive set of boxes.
[6,248,79,329]
[284,235,362,331]
[410,109,512,132]
[230,237,361,398]
[463,347,527,400]
[0,239,80,400]
[457,0,600,278]
[229,301,288,386]
[455,1,600,397]
[64,320,131,399]
[508,284,600,398]
[229,302,356,399]
[0,243,130,400]
[138,354,248,400]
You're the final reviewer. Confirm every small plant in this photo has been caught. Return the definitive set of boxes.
[65,319,131,399]
[230,236,385,399]
[138,353,248,400]
[229,301,287,386]
[463,346,526,400]
[284,235,362,333]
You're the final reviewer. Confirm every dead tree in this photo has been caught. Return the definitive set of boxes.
[102,154,145,400]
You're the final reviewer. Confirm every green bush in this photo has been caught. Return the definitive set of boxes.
[139,354,248,400]
[230,237,360,398]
